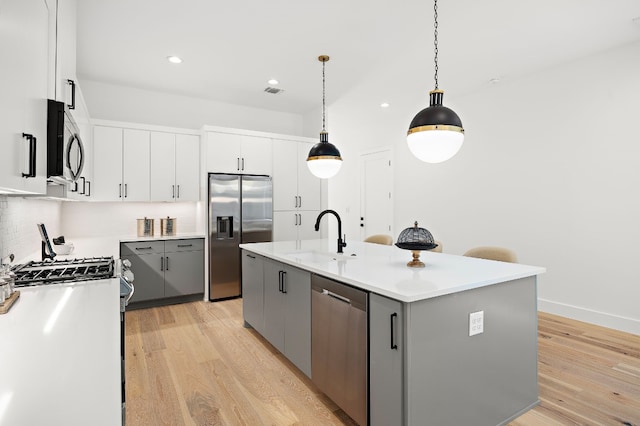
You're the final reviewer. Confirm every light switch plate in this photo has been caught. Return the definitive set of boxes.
[469,310,484,336]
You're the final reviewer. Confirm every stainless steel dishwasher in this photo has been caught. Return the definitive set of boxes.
[311,274,368,426]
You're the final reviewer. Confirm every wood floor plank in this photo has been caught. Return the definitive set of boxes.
[125,301,640,425]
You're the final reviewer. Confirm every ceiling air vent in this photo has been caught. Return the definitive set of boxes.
[264,86,284,94]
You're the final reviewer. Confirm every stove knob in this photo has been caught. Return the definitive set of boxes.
[122,259,132,269]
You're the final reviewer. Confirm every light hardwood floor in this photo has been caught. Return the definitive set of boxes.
[125,299,640,425]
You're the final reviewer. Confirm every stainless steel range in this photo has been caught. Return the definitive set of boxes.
[12,256,116,287]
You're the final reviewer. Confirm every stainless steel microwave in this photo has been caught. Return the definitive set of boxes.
[47,99,84,184]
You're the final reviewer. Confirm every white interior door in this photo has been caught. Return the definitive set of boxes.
[359,148,393,241]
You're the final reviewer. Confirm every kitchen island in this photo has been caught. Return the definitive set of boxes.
[240,239,546,426]
[0,279,122,425]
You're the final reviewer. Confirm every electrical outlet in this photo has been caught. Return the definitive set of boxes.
[469,311,484,336]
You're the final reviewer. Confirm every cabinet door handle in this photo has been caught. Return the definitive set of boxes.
[241,158,245,171]
[177,244,193,247]
[79,177,86,195]
[246,254,256,259]
[160,256,164,271]
[299,196,302,208]
[119,183,122,198]
[124,183,128,198]
[390,312,398,350]
[67,79,76,110]
[86,181,91,196]
[281,271,287,294]
[177,185,180,199]
[278,271,283,292]
[237,157,240,171]
[172,185,175,199]
[165,256,169,271]
[135,246,153,250]
[21,133,37,178]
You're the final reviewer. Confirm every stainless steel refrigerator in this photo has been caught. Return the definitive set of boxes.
[208,173,272,301]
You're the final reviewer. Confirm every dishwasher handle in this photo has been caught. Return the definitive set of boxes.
[322,288,351,304]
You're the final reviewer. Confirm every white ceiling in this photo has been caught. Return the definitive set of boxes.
[76,0,640,115]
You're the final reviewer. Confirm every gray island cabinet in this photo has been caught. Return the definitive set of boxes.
[240,240,545,426]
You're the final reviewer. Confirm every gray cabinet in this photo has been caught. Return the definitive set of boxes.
[369,293,404,426]
[121,238,204,304]
[241,255,311,378]
[241,250,265,334]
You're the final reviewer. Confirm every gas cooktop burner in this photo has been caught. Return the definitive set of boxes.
[12,257,116,287]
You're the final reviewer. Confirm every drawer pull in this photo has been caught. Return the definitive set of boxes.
[177,244,193,247]
[135,246,153,250]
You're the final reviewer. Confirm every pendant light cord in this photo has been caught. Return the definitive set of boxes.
[433,0,439,90]
[322,58,326,132]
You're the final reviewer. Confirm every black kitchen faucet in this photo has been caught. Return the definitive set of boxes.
[314,209,347,253]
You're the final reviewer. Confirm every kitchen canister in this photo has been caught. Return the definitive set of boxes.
[160,217,176,236]
[137,217,154,237]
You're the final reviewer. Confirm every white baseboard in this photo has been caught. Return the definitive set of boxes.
[538,298,640,336]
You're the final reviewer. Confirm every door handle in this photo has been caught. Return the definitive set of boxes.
[119,183,122,198]
[278,271,283,292]
[165,256,169,271]
[160,256,164,271]
[237,157,240,171]
[124,183,128,198]
[67,79,76,110]
[21,133,37,178]
[298,196,302,208]
[390,312,398,350]
[177,185,180,199]
[298,214,301,227]
[281,271,287,294]
[172,185,175,199]
[241,157,245,171]
[86,180,91,196]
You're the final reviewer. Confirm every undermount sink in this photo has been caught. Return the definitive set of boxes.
[285,250,358,263]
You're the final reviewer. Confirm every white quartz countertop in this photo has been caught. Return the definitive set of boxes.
[240,240,546,303]
[0,279,122,425]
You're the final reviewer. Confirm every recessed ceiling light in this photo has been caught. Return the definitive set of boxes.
[380,102,390,108]
[167,56,182,64]
[268,79,279,85]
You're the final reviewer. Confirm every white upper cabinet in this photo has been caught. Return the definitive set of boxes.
[272,139,321,211]
[0,0,50,194]
[92,126,123,201]
[272,139,322,242]
[206,132,272,175]
[174,134,200,201]
[92,126,150,201]
[54,0,77,109]
[150,132,200,202]
[122,129,150,201]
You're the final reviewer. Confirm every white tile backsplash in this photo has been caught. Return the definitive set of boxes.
[0,196,201,264]
[0,196,62,263]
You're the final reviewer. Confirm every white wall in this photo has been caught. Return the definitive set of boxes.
[81,79,305,136]
[326,40,640,335]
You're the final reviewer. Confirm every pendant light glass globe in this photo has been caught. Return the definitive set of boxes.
[307,55,342,179]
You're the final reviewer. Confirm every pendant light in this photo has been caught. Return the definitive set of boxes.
[307,55,343,179]
[407,0,464,163]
